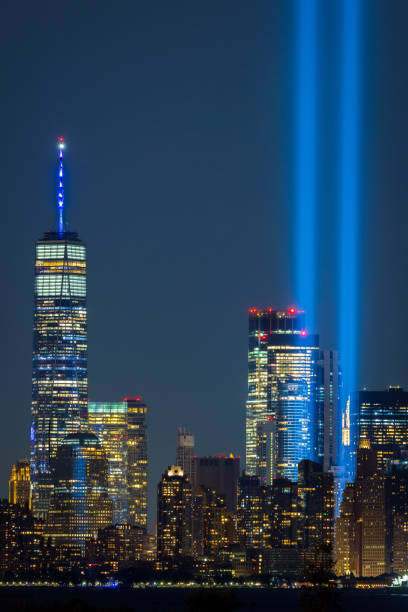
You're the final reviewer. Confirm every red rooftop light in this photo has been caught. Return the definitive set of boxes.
[123,396,141,402]
[289,307,296,314]
[300,330,307,337]
[58,136,64,142]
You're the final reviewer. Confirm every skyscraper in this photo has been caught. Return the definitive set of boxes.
[355,386,408,469]
[9,460,31,509]
[45,432,113,554]
[246,308,320,481]
[157,466,192,568]
[125,397,148,528]
[88,397,148,526]
[193,455,240,514]
[297,460,335,565]
[176,427,195,481]
[88,402,128,524]
[31,138,87,519]
[316,350,341,471]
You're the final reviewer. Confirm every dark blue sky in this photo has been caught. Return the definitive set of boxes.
[1,1,408,523]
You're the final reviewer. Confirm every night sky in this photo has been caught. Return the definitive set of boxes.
[1,1,408,525]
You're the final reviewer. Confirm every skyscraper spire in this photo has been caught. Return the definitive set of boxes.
[57,137,65,234]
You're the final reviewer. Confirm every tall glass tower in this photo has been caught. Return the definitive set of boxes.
[31,139,87,518]
[246,308,320,482]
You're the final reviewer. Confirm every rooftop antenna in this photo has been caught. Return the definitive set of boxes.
[57,137,65,234]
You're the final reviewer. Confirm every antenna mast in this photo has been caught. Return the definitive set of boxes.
[57,137,65,234]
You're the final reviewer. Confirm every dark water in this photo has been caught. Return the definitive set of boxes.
[1,586,408,612]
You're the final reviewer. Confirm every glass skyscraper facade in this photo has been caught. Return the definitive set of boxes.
[125,397,148,528]
[31,139,87,519]
[45,433,113,554]
[246,308,320,482]
[355,386,408,469]
[88,402,128,524]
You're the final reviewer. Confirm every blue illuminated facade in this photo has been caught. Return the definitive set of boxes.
[45,433,113,554]
[246,308,320,482]
[30,139,88,519]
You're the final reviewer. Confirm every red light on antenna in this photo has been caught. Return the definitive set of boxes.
[289,307,296,314]
[58,137,64,142]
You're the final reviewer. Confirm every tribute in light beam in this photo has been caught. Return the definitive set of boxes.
[295,0,317,333]
[338,0,361,479]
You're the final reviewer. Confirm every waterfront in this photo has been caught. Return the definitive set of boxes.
[1,587,408,612]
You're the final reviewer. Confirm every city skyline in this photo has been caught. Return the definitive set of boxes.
[2,1,408,530]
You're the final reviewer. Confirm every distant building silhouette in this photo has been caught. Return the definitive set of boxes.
[193,455,240,514]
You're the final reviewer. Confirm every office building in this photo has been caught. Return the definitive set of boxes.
[176,427,195,481]
[237,473,270,549]
[9,459,31,509]
[297,460,334,564]
[316,350,341,471]
[193,455,240,514]
[246,308,320,482]
[192,486,229,558]
[87,523,145,568]
[157,466,192,567]
[125,397,148,527]
[0,500,45,579]
[88,396,148,527]
[256,418,276,485]
[335,440,388,577]
[355,387,408,469]
[45,433,113,554]
[269,478,299,549]
[88,402,128,524]
[31,139,87,518]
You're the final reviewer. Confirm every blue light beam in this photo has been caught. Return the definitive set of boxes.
[339,0,361,478]
[295,0,317,333]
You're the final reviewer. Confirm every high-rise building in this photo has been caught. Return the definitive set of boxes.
[31,139,87,519]
[192,486,229,559]
[269,478,299,550]
[9,459,31,509]
[176,427,195,481]
[88,402,128,524]
[88,397,148,527]
[386,458,408,575]
[193,455,240,514]
[256,418,276,486]
[335,440,388,577]
[297,460,334,564]
[237,473,270,549]
[0,500,45,579]
[316,350,341,471]
[45,433,113,554]
[157,466,192,568]
[246,308,320,481]
[125,397,148,528]
[355,387,408,469]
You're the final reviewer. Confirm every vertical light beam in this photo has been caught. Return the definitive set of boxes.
[339,0,361,477]
[295,0,317,332]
